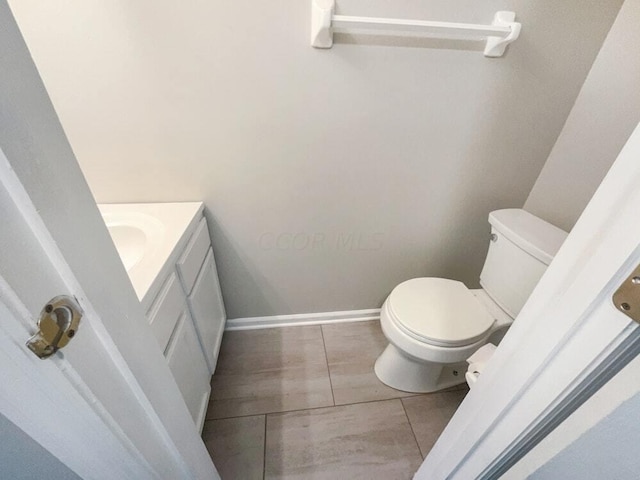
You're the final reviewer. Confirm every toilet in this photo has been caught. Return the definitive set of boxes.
[374,209,568,393]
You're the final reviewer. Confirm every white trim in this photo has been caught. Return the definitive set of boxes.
[226,308,381,331]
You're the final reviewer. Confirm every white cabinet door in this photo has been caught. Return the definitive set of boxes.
[146,272,185,352]
[177,218,211,295]
[188,247,227,373]
[165,310,211,432]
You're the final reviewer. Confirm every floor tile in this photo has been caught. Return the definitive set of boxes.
[207,326,334,419]
[265,399,423,479]
[402,390,467,458]
[202,415,265,480]
[322,321,413,405]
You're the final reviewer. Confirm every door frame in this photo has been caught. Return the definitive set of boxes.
[416,123,640,479]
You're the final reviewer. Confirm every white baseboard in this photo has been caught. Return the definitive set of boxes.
[225,308,381,331]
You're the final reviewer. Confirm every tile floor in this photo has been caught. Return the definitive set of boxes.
[202,321,467,480]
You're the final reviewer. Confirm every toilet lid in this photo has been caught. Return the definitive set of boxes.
[387,278,495,347]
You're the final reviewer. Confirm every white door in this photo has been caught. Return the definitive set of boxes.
[0,5,219,477]
[0,148,218,479]
[416,124,640,479]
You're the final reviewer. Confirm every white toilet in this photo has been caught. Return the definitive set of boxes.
[374,209,568,393]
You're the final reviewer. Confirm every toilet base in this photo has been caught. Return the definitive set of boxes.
[374,343,466,393]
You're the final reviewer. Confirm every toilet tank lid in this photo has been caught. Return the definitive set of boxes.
[488,209,568,265]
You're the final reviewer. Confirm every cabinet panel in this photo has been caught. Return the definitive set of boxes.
[165,310,211,431]
[176,217,210,295]
[188,247,227,373]
[146,272,184,352]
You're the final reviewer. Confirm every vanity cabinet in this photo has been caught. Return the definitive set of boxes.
[144,213,226,432]
[100,202,226,432]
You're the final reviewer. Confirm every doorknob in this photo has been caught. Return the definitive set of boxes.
[26,295,83,359]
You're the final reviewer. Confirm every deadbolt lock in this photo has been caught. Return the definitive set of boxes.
[26,295,83,359]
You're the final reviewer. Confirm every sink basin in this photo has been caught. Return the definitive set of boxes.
[105,224,148,271]
[98,203,203,305]
[102,211,165,273]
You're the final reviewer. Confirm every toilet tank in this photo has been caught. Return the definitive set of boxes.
[479,209,567,318]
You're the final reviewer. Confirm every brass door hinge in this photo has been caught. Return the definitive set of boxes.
[613,264,640,324]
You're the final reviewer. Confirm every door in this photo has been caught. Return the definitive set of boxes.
[0,146,217,479]
[0,4,218,477]
[416,123,640,479]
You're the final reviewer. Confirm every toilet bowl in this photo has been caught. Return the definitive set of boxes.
[375,278,511,392]
[374,209,568,393]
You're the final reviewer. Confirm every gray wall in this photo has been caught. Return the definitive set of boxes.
[9,0,622,318]
[503,317,640,479]
[525,0,640,232]
[0,413,80,480]
[531,393,640,479]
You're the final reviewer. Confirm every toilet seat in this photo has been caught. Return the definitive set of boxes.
[386,278,495,347]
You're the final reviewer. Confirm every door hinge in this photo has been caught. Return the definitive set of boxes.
[613,264,640,324]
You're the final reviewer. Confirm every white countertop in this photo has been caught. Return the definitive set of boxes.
[98,202,204,308]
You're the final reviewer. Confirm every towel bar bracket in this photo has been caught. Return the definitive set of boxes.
[484,11,521,57]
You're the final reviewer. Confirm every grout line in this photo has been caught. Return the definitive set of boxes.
[400,398,425,459]
[262,414,267,480]
[205,393,426,422]
[203,323,459,476]
[203,321,446,416]
[319,325,336,406]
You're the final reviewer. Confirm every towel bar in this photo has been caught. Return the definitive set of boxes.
[310,0,521,57]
